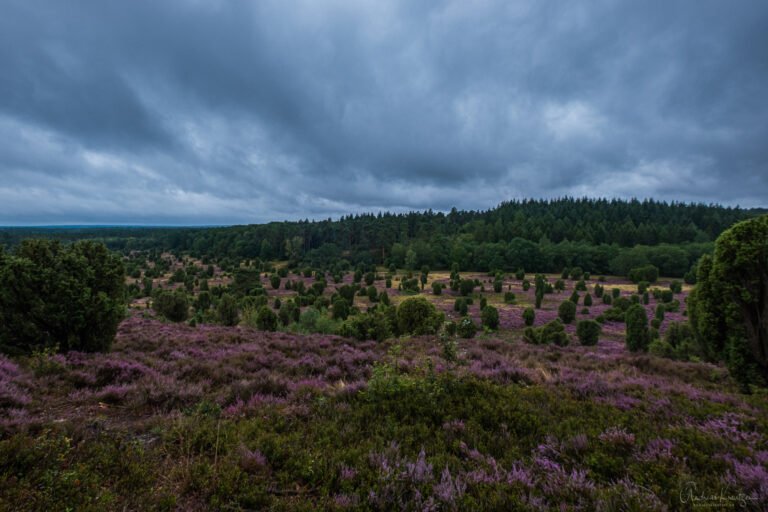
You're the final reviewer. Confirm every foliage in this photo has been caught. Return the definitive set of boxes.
[255,306,278,331]
[558,300,577,324]
[481,306,499,331]
[523,319,569,346]
[522,307,535,327]
[153,289,189,323]
[576,320,601,346]
[689,215,768,386]
[0,240,126,354]
[217,293,239,326]
[625,304,650,352]
[628,265,659,283]
[456,317,477,338]
[396,297,444,336]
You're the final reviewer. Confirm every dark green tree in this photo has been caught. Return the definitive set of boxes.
[625,304,650,352]
[154,289,189,323]
[481,305,499,330]
[217,293,239,326]
[396,297,444,336]
[558,300,577,324]
[576,320,601,346]
[523,307,535,326]
[688,215,768,386]
[0,240,126,354]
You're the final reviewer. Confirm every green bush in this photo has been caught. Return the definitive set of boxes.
[558,300,577,324]
[0,240,126,354]
[481,305,499,330]
[332,298,350,320]
[396,297,444,336]
[457,317,478,338]
[522,307,535,326]
[459,279,475,296]
[524,319,569,346]
[154,289,189,323]
[255,306,278,331]
[503,292,516,304]
[628,264,659,283]
[217,293,239,326]
[625,304,650,352]
[584,293,593,307]
[576,320,601,346]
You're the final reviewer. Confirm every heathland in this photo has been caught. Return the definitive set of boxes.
[0,198,766,510]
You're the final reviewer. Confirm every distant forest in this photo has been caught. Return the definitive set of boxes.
[2,198,763,277]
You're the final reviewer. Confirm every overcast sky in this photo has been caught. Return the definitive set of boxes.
[1,1,766,225]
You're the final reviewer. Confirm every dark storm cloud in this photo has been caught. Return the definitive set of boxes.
[0,0,766,224]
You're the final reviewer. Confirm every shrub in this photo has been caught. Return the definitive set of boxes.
[278,300,299,326]
[522,307,535,326]
[432,282,443,295]
[584,293,593,307]
[340,307,393,342]
[593,283,604,298]
[625,304,650,352]
[493,280,503,293]
[522,279,530,291]
[569,290,580,304]
[628,264,659,284]
[524,319,569,346]
[569,267,584,280]
[503,292,516,305]
[637,281,650,294]
[217,293,239,326]
[255,306,278,331]
[612,288,621,298]
[558,300,577,324]
[459,279,475,296]
[515,268,525,280]
[0,240,126,354]
[669,280,683,293]
[154,289,189,323]
[270,274,281,289]
[659,289,674,303]
[481,305,499,330]
[457,317,477,338]
[576,320,601,346]
[575,280,587,291]
[454,298,468,316]
[602,294,612,305]
[396,297,444,336]
[332,298,350,320]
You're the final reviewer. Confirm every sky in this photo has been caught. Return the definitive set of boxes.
[1,0,767,225]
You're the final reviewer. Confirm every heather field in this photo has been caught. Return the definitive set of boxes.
[1,263,767,511]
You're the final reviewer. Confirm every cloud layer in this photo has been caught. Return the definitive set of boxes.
[1,0,766,224]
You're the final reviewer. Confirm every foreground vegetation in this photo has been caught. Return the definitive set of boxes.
[2,315,767,510]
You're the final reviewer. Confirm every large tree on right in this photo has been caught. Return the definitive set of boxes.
[688,215,767,388]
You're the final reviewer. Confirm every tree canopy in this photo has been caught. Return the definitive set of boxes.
[0,240,125,355]
[688,215,768,386]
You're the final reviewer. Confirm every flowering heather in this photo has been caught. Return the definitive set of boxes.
[0,271,765,511]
